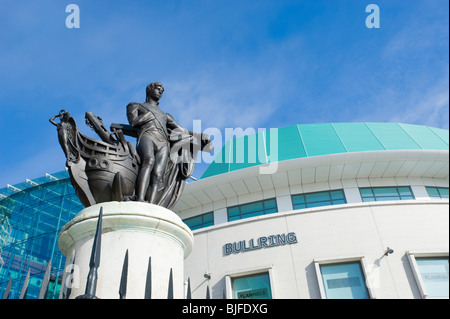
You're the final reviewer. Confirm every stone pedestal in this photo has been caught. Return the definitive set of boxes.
[58,201,193,299]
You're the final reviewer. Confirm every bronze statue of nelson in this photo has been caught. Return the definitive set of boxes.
[50,82,212,209]
[126,82,210,203]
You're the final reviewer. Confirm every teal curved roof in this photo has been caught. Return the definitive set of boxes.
[201,123,449,179]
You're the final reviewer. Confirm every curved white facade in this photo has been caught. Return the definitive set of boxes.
[174,148,449,299]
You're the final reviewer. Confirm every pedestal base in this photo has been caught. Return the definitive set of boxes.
[58,201,193,299]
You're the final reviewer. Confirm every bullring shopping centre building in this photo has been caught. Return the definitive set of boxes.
[0,122,448,299]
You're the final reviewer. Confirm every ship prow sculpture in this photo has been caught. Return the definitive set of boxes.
[50,82,212,210]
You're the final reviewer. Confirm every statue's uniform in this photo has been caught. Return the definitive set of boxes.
[127,102,184,202]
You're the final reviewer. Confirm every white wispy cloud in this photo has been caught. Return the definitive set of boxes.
[388,78,449,129]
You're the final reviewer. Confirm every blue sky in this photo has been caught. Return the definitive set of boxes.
[0,0,448,187]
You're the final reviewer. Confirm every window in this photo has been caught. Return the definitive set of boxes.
[416,258,449,298]
[360,186,414,202]
[227,198,277,222]
[316,261,370,299]
[183,212,214,230]
[426,187,449,199]
[291,189,346,210]
[231,272,272,299]
[408,252,449,299]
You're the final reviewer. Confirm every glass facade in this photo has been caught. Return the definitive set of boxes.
[360,186,414,202]
[232,272,272,299]
[228,199,277,222]
[426,187,449,199]
[291,189,346,210]
[416,257,449,298]
[320,262,369,299]
[183,212,214,230]
[0,171,83,299]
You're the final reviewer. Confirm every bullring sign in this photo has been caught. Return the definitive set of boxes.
[224,232,298,255]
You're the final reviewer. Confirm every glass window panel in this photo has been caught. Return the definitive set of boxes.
[203,212,214,223]
[264,208,277,215]
[241,202,263,214]
[228,215,241,222]
[184,216,202,229]
[228,207,240,216]
[332,199,346,205]
[188,224,201,231]
[242,210,263,219]
[373,187,398,197]
[227,199,278,221]
[330,190,345,200]
[305,192,330,203]
[416,257,449,298]
[376,196,400,202]
[427,187,449,199]
[292,190,346,210]
[183,212,214,230]
[397,186,413,196]
[191,215,203,225]
[438,187,449,198]
[320,262,369,299]
[360,187,416,202]
[359,188,373,197]
[307,201,332,208]
[263,199,277,208]
[203,221,214,227]
[292,195,305,204]
[292,203,306,210]
[232,272,272,299]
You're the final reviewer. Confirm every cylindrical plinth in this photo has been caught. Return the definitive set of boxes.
[58,201,194,299]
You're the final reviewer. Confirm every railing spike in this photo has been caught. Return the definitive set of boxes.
[38,259,52,299]
[144,256,152,299]
[119,249,128,299]
[2,275,12,299]
[75,206,103,299]
[206,285,210,299]
[186,277,191,299]
[167,268,173,299]
[19,268,30,299]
